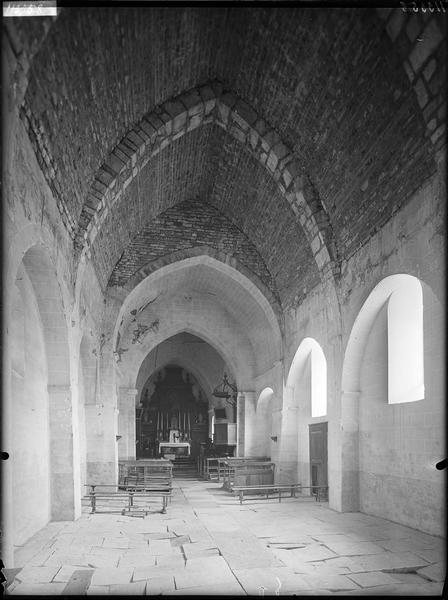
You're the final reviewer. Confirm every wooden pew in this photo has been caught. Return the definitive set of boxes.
[203,457,220,481]
[217,456,270,483]
[222,460,275,491]
[232,484,329,504]
[90,458,173,515]
[84,484,150,516]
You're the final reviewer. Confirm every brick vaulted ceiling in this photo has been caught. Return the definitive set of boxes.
[18,7,442,307]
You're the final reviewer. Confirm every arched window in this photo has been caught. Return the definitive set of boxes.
[343,274,424,405]
[387,275,424,404]
[287,338,327,417]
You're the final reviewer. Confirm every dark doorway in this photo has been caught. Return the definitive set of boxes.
[309,422,328,495]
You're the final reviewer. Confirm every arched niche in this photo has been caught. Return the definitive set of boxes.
[284,337,328,490]
[341,273,444,534]
[5,243,79,566]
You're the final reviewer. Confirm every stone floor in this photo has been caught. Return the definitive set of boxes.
[5,478,446,595]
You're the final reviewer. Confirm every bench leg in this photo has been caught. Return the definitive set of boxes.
[90,492,96,514]
[161,497,167,514]
[239,491,243,505]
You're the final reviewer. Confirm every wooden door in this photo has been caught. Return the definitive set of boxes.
[309,422,328,491]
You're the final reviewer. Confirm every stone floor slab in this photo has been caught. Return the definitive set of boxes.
[107,581,147,594]
[347,571,401,588]
[10,582,67,595]
[322,540,386,556]
[417,562,445,582]
[16,565,61,584]
[90,566,134,586]
[144,574,176,594]
[10,476,446,597]
[52,564,92,582]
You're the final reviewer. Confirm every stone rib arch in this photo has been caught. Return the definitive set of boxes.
[119,323,251,392]
[138,355,216,401]
[112,254,283,376]
[76,81,338,281]
[121,245,284,331]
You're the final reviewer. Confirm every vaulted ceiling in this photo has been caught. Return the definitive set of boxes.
[14,7,443,310]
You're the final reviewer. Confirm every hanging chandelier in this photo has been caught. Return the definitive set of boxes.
[213,373,237,407]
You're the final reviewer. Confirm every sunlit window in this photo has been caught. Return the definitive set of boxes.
[387,275,424,404]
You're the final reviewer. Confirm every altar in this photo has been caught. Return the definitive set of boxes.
[159,442,191,458]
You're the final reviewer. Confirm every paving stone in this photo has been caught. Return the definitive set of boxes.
[389,571,433,584]
[322,541,386,556]
[148,539,176,555]
[417,562,445,582]
[166,581,245,595]
[145,574,176,594]
[415,548,444,563]
[83,552,120,568]
[145,531,176,540]
[293,562,351,576]
[301,573,360,591]
[186,528,215,543]
[107,581,147,594]
[16,565,61,583]
[118,552,157,568]
[182,539,217,556]
[232,566,310,595]
[62,568,95,594]
[344,551,430,573]
[213,531,281,569]
[25,549,57,566]
[272,543,337,565]
[86,585,110,595]
[102,537,130,549]
[347,571,400,587]
[155,553,186,569]
[200,515,241,532]
[10,582,67,595]
[44,552,88,567]
[311,533,355,544]
[174,565,237,590]
[170,534,191,547]
[52,564,92,582]
[90,566,134,586]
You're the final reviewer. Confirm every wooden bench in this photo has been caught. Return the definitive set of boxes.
[222,461,275,491]
[84,484,152,516]
[232,484,329,504]
[117,459,173,512]
[217,456,270,483]
[203,457,220,481]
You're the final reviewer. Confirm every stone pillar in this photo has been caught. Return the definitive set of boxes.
[2,356,14,567]
[242,391,256,456]
[48,384,80,520]
[118,388,138,461]
[236,392,245,457]
[85,404,119,485]
[339,390,360,512]
[276,386,299,484]
[84,341,119,484]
